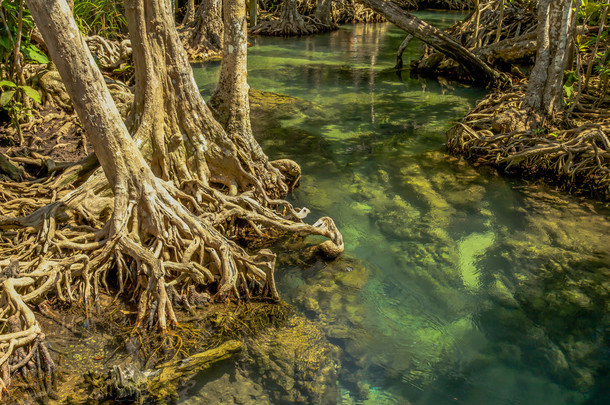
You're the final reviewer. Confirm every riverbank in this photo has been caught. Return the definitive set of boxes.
[446,86,610,201]
[1,16,609,404]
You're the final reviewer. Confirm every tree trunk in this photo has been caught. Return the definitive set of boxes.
[26,0,196,333]
[523,0,578,117]
[315,0,333,27]
[281,0,306,29]
[128,0,289,198]
[127,0,218,186]
[23,0,343,332]
[209,0,304,193]
[249,0,257,26]
[209,0,261,157]
[184,0,223,59]
[27,0,145,202]
[358,0,502,85]
[181,0,196,25]
[250,0,315,36]
[474,31,537,65]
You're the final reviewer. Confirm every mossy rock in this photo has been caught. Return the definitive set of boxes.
[249,88,326,125]
[245,314,341,404]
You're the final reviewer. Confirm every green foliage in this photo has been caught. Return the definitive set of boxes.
[0,79,39,144]
[593,46,610,76]
[73,0,127,39]
[21,43,48,63]
[579,0,605,24]
[0,79,40,105]
[562,70,578,102]
[0,78,40,106]
[0,0,46,142]
[0,0,49,67]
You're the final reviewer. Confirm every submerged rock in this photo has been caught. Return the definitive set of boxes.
[181,367,271,405]
[245,315,341,404]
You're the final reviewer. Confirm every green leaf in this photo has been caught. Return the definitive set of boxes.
[0,90,16,107]
[563,83,574,99]
[20,85,41,103]
[0,34,11,50]
[22,44,49,64]
[113,64,133,74]
[0,80,17,88]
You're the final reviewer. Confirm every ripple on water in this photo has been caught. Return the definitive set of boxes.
[191,16,610,405]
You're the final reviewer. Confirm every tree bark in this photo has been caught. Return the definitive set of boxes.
[19,0,343,343]
[358,0,502,84]
[315,0,334,27]
[250,0,315,36]
[281,0,306,29]
[209,0,261,157]
[185,0,223,59]
[128,0,289,198]
[127,0,217,186]
[26,0,146,204]
[181,0,196,25]
[523,0,578,117]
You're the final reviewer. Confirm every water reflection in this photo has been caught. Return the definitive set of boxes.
[189,15,610,405]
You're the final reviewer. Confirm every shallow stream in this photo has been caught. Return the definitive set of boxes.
[188,14,610,405]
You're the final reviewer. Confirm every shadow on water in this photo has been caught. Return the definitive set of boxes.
[188,14,610,405]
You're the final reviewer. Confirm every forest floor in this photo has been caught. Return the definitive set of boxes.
[0,105,91,163]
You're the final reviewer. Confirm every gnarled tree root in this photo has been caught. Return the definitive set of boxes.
[446,90,610,200]
[0,155,344,393]
[249,16,334,36]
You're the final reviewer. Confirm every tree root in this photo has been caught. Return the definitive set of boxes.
[0,152,344,393]
[85,36,132,72]
[446,87,610,200]
[0,269,57,397]
[250,15,334,36]
[331,0,385,24]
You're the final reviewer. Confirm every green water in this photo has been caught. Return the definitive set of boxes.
[187,14,610,405]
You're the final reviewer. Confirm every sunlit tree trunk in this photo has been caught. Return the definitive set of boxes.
[209,0,264,161]
[523,0,578,117]
[181,0,196,25]
[24,0,343,334]
[185,0,223,58]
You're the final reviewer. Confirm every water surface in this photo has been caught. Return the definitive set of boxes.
[188,14,610,405]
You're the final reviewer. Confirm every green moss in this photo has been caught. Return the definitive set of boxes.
[457,231,495,289]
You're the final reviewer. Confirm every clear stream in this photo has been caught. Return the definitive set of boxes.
[189,13,610,405]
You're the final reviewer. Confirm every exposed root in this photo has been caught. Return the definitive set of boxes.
[0,148,344,394]
[85,36,132,71]
[446,5,610,200]
[250,0,336,37]
[447,88,610,199]
[448,0,537,49]
[250,15,334,36]
[332,0,385,23]
[0,263,59,396]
